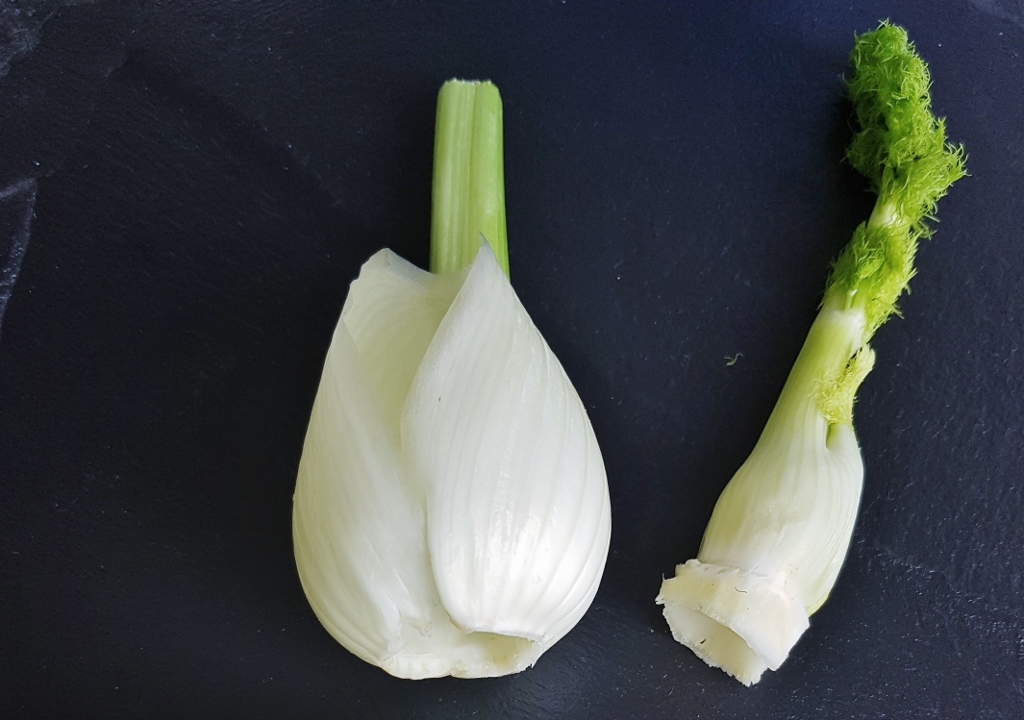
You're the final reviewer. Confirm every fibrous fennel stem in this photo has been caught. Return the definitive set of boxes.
[657,21,966,686]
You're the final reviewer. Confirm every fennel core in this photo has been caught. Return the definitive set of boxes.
[657,22,966,686]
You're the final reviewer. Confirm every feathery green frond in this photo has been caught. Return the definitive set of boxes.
[817,345,876,428]
[825,21,966,341]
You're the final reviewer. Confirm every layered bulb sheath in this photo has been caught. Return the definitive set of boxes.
[293,244,611,679]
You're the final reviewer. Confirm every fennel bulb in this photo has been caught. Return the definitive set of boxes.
[657,22,966,685]
[293,80,611,679]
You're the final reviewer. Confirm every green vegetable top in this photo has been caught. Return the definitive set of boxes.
[430,80,510,278]
[824,21,966,340]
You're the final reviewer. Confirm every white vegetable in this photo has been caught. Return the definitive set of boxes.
[656,23,966,686]
[293,244,611,679]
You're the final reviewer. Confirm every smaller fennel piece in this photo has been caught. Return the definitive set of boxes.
[657,22,966,686]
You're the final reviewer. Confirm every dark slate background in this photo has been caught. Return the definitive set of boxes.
[1,1,1021,718]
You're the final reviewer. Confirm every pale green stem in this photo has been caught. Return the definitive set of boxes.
[867,200,897,230]
[430,80,509,277]
[756,295,865,446]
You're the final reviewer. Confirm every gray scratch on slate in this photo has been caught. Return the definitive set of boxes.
[1,2,53,79]
[1,0,101,79]
[0,179,38,339]
[970,0,1024,28]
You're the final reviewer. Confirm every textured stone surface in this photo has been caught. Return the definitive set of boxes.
[1,1,1021,717]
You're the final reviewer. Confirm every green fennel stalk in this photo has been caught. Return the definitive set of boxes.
[657,21,966,686]
[430,80,510,277]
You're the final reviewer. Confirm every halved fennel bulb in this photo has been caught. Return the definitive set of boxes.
[293,244,611,679]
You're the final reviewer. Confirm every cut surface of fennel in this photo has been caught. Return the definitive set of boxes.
[293,244,611,679]
[657,297,867,685]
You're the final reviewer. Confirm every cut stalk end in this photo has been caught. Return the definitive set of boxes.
[657,560,809,686]
[430,79,509,277]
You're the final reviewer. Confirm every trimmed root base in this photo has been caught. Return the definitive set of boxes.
[656,559,810,686]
